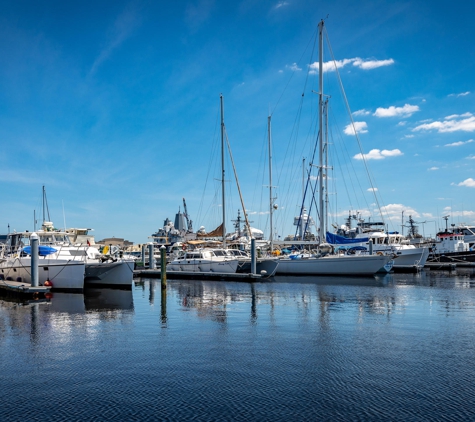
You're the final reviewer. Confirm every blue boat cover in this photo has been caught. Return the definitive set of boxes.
[326,232,369,245]
[22,245,58,256]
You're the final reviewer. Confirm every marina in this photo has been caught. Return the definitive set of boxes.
[2,269,475,421]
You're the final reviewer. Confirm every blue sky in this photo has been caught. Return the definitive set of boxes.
[1,0,474,243]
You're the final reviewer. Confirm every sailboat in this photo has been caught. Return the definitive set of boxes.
[274,20,392,276]
[171,95,279,276]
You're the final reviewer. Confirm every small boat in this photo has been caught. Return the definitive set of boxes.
[168,248,239,273]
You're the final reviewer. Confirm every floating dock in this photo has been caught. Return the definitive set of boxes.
[0,280,51,295]
[134,269,265,281]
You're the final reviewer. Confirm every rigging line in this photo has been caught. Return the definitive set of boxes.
[197,103,221,227]
[328,105,368,215]
[324,28,386,226]
[224,128,253,239]
[294,125,321,240]
[270,26,318,117]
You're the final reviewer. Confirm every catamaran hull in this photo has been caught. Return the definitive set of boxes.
[85,261,134,288]
[0,258,85,291]
[275,254,392,276]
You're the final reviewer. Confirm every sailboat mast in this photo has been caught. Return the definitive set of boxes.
[268,114,274,252]
[42,185,46,224]
[220,94,226,248]
[318,20,325,242]
[324,98,329,237]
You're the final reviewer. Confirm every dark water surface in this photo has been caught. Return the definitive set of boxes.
[2,270,475,421]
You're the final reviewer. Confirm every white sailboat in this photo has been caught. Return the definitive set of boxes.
[274,20,392,276]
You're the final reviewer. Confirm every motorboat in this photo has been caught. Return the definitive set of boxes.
[168,248,239,273]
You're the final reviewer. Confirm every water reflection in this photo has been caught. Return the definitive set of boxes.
[0,288,135,342]
[136,269,475,328]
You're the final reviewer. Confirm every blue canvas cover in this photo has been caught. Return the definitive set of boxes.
[326,232,369,245]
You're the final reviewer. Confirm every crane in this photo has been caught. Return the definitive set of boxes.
[182,198,193,233]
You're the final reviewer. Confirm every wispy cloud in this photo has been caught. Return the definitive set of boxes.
[308,57,394,74]
[413,113,475,133]
[373,104,420,118]
[367,187,378,192]
[286,62,301,71]
[90,5,142,75]
[457,178,475,188]
[185,0,215,32]
[352,58,395,70]
[274,1,289,9]
[344,121,368,135]
[428,167,439,171]
[444,139,474,147]
[467,155,475,160]
[448,91,470,97]
[380,203,420,219]
[353,109,370,116]
[354,149,403,160]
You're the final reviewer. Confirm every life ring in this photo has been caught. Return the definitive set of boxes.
[182,244,187,251]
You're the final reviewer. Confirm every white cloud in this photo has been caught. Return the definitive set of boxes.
[352,58,394,69]
[405,134,414,138]
[373,104,420,118]
[308,57,394,74]
[397,121,407,126]
[448,91,470,97]
[458,178,475,188]
[287,62,301,71]
[428,167,439,171]
[445,139,474,147]
[353,109,370,116]
[380,203,420,219]
[354,149,403,160]
[445,112,473,119]
[367,187,378,192]
[344,121,368,135]
[413,114,475,133]
[274,1,289,8]
[467,155,475,160]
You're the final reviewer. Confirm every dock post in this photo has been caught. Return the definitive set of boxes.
[148,243,155,269]
[251,238,256,274]
[141,244,146,268]
[369,239,373,255]
[30,232,39,287]
[160,245,167,289]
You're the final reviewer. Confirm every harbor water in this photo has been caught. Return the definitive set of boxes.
[1,270,475,421]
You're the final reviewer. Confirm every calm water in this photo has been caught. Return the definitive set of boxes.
[2,269,475,421]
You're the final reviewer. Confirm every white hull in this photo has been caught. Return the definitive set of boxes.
[168,259,239,273]
[0,258,85,291]
[391,247,429,268]
[85,260,134,288]
[275,254,392,276]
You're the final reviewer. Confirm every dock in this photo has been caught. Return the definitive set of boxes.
[134,269,265,281]
[0,280,51,295]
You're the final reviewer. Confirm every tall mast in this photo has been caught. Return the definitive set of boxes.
[268,114,274,252]
[318,19,325,242]
[324,97,329,236]
[220,94,226,247]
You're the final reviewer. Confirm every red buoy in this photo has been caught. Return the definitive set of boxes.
[44,280,53,287]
